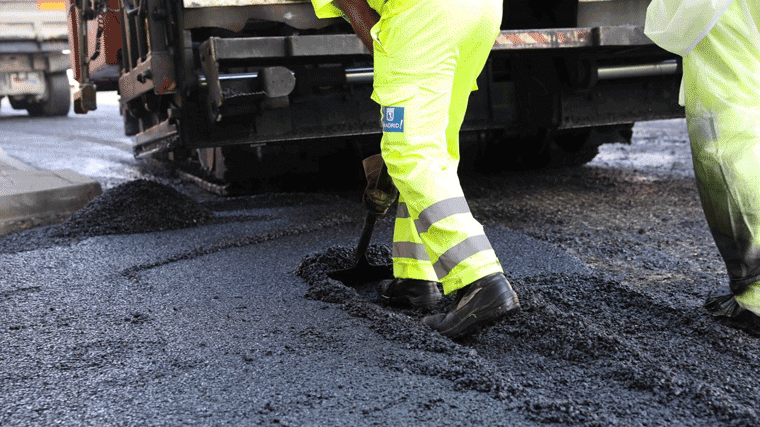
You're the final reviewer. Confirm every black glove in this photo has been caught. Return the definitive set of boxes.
[362,154,398,216]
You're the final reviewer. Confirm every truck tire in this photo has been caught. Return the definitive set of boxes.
[469,124,633,173]
[26,73,71,117]
[195,142,366,193]
[549,124,634,168]
[8,96,26,110]
[196,146,264,192]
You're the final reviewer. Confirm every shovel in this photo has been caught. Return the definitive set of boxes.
[327,211,393,285]
[327,155,394,285]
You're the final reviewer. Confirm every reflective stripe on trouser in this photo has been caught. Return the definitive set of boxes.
[371,0,504,294]
[683,0,760,294]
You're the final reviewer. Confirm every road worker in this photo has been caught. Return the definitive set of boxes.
[310,0,520,338]
[645,0,760,321]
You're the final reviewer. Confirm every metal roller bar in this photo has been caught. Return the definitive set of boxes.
[203,34,368,60]
[198,67,374,86]
[597,60,679,80]
[344,67,373,84]
[199,61,675,87]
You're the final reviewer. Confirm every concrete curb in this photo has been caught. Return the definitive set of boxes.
[0,149,102,236]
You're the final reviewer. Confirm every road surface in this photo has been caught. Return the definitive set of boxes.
[1,93,757,426]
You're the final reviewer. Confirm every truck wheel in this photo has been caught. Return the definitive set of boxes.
[470,129,553,173]
[8,96,26,110]
[549,124,634,168]
[196,146,265,192]
[469,124,633,173]
[26,73,71,117]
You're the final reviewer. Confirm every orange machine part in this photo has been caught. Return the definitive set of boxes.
[38,1,66,11]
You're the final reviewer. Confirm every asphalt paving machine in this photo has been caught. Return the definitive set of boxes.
[66,0,684,192]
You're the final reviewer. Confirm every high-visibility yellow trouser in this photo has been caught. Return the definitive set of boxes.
[370,0,504,294]
[684,0,760,294]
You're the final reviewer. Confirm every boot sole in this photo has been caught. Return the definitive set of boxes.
[438,289,520,339]
[381,293,443,311]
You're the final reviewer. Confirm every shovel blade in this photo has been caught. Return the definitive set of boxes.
[326,255,393,285]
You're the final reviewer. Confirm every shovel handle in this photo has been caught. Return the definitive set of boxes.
[354,212,378,263]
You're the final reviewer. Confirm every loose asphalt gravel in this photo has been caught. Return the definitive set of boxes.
[2,119,759,426]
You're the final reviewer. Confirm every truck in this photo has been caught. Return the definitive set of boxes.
[0,0,71,117]
[66,0,684,193]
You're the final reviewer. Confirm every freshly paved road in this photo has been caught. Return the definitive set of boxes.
[3,93,758,426]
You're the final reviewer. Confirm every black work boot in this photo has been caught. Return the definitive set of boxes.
[422,273,519,339]
[378,278,442,311]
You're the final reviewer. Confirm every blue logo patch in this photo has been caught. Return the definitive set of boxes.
[382,106,404,133]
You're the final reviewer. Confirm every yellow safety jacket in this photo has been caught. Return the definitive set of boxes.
[311,0,419,19]
[648,0,760,301]
[645,0,734,57]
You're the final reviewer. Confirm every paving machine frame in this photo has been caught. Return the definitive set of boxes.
[67,0,684,190]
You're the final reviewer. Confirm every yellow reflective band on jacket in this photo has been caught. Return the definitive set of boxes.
[375,0,504,294]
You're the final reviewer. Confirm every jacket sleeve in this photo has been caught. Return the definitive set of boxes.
[644,0,734,57]
[311,0,345,19]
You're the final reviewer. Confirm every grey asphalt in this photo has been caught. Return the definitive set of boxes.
[0,147,101,236]
[0,189,589,425]
[0,92,595,425]
[7,97,735,425]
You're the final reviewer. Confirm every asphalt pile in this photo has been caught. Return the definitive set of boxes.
[51,179,214,237]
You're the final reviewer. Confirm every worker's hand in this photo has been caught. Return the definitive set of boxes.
[362,154,398,216]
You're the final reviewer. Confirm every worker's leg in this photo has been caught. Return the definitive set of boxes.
[690,107,760,290]
[373,0,503,295]
[379,192,443,312]
[392,193,438,282]
[437,0,506,294]
[684,0,760,313]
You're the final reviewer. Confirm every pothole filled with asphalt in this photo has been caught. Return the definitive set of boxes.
[295,245,523,400]
[295,243,760,425]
